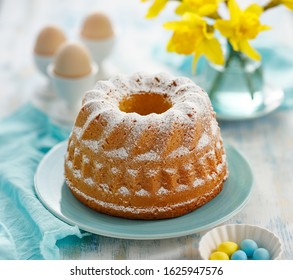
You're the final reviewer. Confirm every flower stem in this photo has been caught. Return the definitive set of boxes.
[237,53,255,99]
[208,48,233,100]
[264,0,280,11]
[208,45,256,100]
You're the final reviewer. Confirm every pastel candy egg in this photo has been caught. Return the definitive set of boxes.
[209,251,229,260]
[252,248,270,260]
[240,239,258,257]
[231,250,248,260]
[217,241,238,256]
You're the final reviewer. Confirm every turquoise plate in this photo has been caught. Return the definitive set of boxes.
[34,141,253,240]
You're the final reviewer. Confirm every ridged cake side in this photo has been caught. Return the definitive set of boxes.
[64,72,228,219]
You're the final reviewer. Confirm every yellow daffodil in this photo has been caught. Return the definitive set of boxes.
[215,0,271,61]
[142,0,168,18]
[176,0,224,17]
[164,13,224,71]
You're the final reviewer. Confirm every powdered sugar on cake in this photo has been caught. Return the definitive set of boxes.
[65,72,228,219]
[67,181,223,215]
[197,132,210,150]
[105,148,128,159]
[168,146,190,158]
[72,72,218,164]
[135,151,160,161]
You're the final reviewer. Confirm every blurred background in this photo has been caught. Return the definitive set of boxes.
[0,0,292,117]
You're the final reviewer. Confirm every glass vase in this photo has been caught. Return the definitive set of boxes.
[200,46,266,119]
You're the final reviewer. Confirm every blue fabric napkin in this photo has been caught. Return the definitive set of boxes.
[0,104,82,260]
[152,43,293,109]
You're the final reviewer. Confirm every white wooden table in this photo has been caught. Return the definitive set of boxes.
[1,0,293,260]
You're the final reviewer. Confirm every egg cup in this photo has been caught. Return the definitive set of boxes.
[47,62,98,126]
[34,53,56,100]
[80,37,115,80]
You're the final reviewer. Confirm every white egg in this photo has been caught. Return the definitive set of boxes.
[53,42,92,78]
[34,25,66,56]
[80,12,114,40]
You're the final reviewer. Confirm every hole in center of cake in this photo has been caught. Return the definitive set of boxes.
[119,93,172,115]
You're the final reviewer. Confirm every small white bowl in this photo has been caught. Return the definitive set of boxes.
[48,63,98,106]
[80,36,115,80]
[34,53,57,100]
[198,224,283,260]
[47,62,98,124]
[34,53,53,77]
[80,36,115,65]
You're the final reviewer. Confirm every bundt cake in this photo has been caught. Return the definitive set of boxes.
[64,72,228,220]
